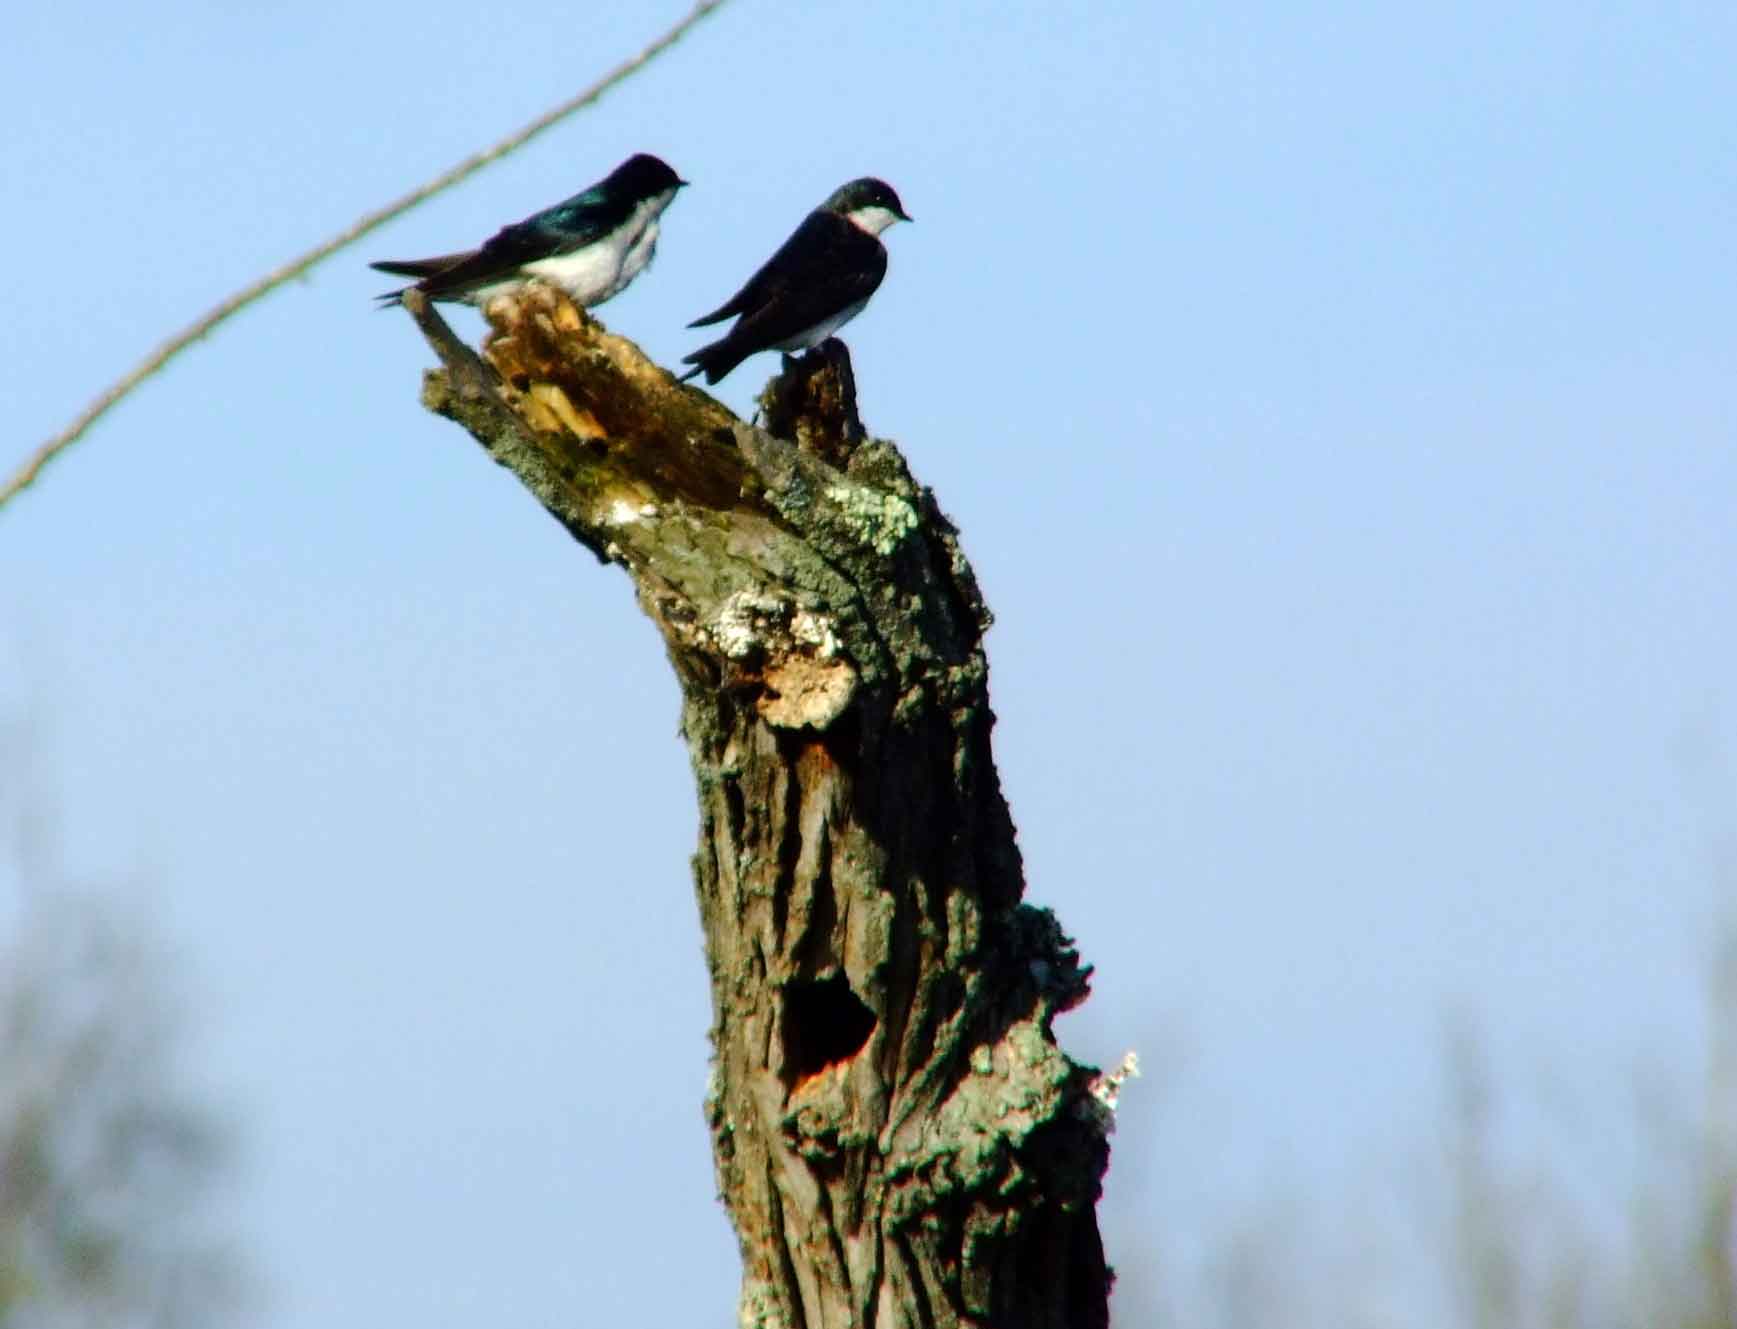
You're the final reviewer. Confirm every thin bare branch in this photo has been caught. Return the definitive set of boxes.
[0,0,730,512]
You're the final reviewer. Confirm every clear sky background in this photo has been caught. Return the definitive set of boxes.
[2,0,1734,1324]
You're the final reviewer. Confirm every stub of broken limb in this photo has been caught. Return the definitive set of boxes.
[756,339,866,468]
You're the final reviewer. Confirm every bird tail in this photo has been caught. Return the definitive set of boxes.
[680,336,749,386]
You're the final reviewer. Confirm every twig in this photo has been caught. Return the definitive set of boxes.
[0,0,731,512]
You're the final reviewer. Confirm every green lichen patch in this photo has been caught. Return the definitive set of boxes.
[822,483,920,557]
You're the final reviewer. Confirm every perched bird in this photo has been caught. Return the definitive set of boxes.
[680,177,911,385]
[371,153,687,308]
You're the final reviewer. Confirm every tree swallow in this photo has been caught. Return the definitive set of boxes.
[679,177,911,385]
[371,153,687,308]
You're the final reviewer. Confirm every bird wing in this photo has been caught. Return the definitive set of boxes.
[718,214,888,348]
[369,251,477,279]
[688,210,886,336]
[388,185,635,299]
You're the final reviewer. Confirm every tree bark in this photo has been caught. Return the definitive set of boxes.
[403,287,1116,1328]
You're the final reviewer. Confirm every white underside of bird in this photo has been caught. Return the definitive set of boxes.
[467,187,679,307]
[774,298,871,351]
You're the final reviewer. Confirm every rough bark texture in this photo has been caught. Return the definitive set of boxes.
[403,286,1114,1329]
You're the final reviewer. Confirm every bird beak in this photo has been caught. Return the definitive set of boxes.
[677,179,692,188]
[898,209,914,223]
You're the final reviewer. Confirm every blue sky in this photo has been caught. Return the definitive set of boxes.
[2,0,1734,1323]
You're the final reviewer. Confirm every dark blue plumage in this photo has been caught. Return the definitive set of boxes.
[371,153,687,308]
[681,178,910,386]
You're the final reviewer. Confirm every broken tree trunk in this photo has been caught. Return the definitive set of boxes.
[402,286,1116,1328]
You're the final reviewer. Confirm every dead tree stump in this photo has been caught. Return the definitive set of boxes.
[403,286,1116,1329]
